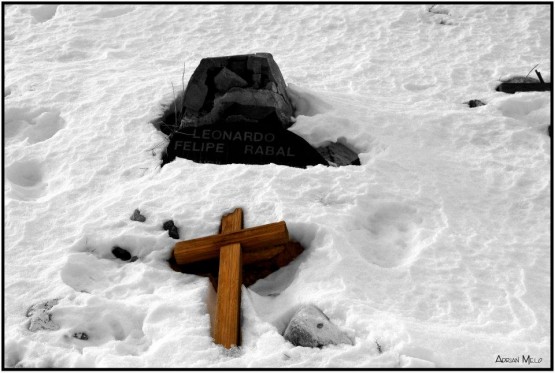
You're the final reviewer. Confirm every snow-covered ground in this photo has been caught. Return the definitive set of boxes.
[3,4,551,368]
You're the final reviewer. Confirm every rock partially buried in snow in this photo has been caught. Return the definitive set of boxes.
[495,75,552,94]
[283,305,353,348]
[26,299,60,332]
[163,220,180,239]
[466,99,485,108]
[73,332,89,340]
[162,121,328,168]
[316,142,360,166]
[130,208,146,222]
[112,246,132,261]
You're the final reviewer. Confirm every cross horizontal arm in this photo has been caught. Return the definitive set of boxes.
[173,221,289,265]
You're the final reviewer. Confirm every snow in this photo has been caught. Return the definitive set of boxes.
[3,4,551,368]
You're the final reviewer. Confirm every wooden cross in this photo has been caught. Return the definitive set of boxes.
[172,208,302,348]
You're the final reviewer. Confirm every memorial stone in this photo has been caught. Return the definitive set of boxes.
[163,122,327,168]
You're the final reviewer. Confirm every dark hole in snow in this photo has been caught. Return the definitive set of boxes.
[316,323,324,329]
[152,53,360,168]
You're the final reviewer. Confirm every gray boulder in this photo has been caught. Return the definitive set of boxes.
[26,299,60,332]
[181,53,294,129]
[316,142,360,166]
[283,305,353,348]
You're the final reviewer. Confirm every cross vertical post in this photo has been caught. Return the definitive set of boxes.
[214,208,243,348]
[172,209,300,348]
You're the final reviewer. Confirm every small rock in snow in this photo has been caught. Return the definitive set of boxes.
[467,99,485,108]
[283,305,353,348]
[316,142,360,166]
[163,220,180,239]
[26,299,60,332]
[130,209,146,222]
[73,332,89,340]
[112,246,132,261]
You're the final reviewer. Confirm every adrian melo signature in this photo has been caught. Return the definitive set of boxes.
[496,355,543,365]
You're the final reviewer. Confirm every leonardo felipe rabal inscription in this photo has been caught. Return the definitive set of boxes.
[162,123,327,168]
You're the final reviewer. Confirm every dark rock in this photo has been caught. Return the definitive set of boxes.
[193,88,293,128]
[162,122,327,168]
[316,142,360,166]
[181,53,294,129]
[112,246,132,261]
[467,99,485,108]
[283,305,353,348]
[496,82,552,94]
[495,76,552,94]
[214,67,248,92]
[130,256,139,262]
[130,209,146,222]
[73,332,88,340]
[26,299,60,332]
[502,76,540,84]
[163,220,180,239]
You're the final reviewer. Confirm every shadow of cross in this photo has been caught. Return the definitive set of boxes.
[171,208,304,348]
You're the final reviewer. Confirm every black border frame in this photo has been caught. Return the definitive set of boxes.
[2,1,553,370]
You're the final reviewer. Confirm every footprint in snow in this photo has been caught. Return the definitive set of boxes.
[29,4,58,23]
[349,200,445,268]
[56,297,149,353]
[4,107,66,144]
[5,159,47,201]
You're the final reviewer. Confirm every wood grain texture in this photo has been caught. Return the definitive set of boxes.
[170,241,305,288]
[214,208,243,348]
[173,221,289,265]
[242,245,285,265]
[220,208,243,233]
[214,243,242,348]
